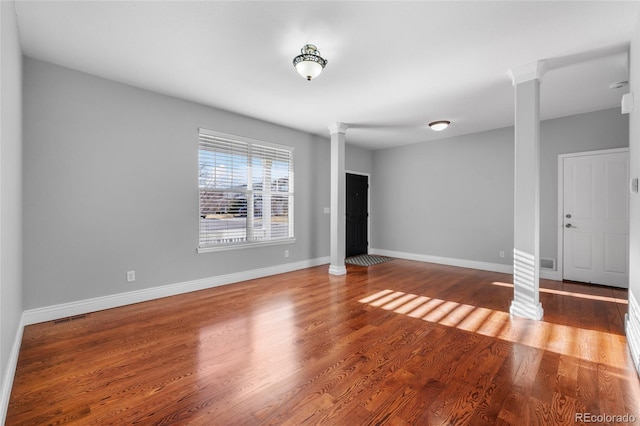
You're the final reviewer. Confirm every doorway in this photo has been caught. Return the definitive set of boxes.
[346,173,369,258]
[559,148,629,288]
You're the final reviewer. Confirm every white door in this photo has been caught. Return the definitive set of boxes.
[563,150,629,288]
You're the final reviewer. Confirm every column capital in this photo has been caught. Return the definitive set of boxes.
[508,60,547,86]
[328,122,349,135]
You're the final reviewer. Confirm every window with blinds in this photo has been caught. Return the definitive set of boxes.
[198,129,294,251]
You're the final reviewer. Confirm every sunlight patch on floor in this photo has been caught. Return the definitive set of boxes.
[491,281,628,304]
[358,289,628,369]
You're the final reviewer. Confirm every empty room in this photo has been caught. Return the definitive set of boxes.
[1,1,640,424]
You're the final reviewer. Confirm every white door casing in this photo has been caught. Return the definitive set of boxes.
[560,149,629,288]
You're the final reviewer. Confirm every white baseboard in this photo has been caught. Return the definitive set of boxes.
[626,291,640,376]
[0,314,25,425]
[370,248,562,281]
[370,248,513,274]
[23,257,330,326]
[540,269,561,281]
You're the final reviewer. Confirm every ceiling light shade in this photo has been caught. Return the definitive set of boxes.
[293,44,327,81]
[429,120,451,131]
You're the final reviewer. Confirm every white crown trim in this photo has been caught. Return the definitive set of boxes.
[328,122,349,135]
[508,60,548,85]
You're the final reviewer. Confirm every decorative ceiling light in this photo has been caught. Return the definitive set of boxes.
[429,120,451,131]
[293,44,327,81]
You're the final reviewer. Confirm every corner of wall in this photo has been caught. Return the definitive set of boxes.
[0,1,25,422]
[626,5,640,377]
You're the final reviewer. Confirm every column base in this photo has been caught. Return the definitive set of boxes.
[510,300,543,321]
[626,292,640,376]
[328,265,347,276]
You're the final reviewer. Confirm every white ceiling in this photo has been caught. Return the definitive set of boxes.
[13,1,639,150]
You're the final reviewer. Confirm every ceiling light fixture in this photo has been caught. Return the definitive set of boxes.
[293,44,327,81]
[429,120,451,131]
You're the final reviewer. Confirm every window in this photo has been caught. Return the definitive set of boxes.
[198,129,294,251]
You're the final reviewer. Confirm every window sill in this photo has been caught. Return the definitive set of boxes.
[197,238,296,254]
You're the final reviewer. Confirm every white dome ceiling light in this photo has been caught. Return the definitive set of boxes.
[429,120,451,131]
[293,44,328,81]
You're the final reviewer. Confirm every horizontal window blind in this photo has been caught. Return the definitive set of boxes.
[198,130,294,248]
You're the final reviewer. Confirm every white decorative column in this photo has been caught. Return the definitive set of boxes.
[328,122,348,275]
[508,61,546,320]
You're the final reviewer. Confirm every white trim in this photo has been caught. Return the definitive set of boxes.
[370,248,561,280]
[23,257,330,326]
[0,314,24,425]
[328,122,348,135]
[346,170,371,255]
[627,292,640,376]
[328,265,347,276]
[557,147,630,283]
[540,269,561,281]
[556,153,564,282]
[508,60,548,85]
[557,147,629,160]
[370,248,513,274]
[197,237,296,254]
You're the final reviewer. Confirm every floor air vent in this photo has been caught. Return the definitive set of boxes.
[53,314,88,324]
[540,258,556,270]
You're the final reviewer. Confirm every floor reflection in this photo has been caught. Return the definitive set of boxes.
[198,296,300,395]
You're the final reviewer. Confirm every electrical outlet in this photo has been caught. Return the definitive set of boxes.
[499,251,505,258]
[284,250,290,258]
[126,270,136,282]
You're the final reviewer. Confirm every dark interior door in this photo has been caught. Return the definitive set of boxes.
[346,173,369,257]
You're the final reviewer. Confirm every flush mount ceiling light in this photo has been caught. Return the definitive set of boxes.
[293,44,327,81]
[429,120,451,131]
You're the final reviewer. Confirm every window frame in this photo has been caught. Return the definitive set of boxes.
[197,128,295,253]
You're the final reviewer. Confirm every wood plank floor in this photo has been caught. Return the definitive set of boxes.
[7,259,640,425]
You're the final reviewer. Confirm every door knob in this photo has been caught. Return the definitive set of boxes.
[565,223,576,228]
[565,214,572,218]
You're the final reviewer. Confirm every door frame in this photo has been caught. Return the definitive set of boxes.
[556,147,629,282]
[346,170,371,255]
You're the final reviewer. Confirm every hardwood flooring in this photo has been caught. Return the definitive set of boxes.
[7,260,640,425]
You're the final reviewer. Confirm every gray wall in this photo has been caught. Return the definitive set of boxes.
[371,108,628,267]
[372,126,515,264]
[346,144,373,175]
[23,58,331,309]
[0,0,24,410]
